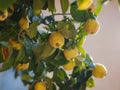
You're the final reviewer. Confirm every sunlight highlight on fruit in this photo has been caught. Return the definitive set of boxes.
[77,0,93,10]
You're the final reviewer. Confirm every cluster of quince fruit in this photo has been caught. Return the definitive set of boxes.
[0,0,108,90]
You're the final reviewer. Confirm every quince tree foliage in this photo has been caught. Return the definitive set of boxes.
[0,0,114,90]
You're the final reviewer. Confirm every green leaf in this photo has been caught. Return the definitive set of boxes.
[72,66,81,77]
[94,1,103,16]
[77,36,86,46]
[94,0,110,16]
[34,61,47,77]
[33,41,56,62]
[0,0,16,9]
[26,20,40,39]
[84,54,95,68]
[86,77,95,88]
[60,0,69,14]
[46,50,69,66]
[48,0,56,14]
[52,83,57,90]
[28,58,36,71]
[33,0,46,15]
[14,45,26,66]
[21,74,33,81]
[53,68,68,82]
[0,26,18,41]
[45,77,53,90]
[70,3,90,22]
[53,50,69,65]
[77,46,86,57]
[84,70,92,81]
[57,21,77,39]
[79,83,86,90]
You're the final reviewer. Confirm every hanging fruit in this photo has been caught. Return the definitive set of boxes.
[0,0,110,90]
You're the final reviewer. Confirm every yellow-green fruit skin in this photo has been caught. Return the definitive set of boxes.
[0,9,8,21]
[92,63,107,78]
[16,63,29,71]
[63,47,78,61]
[77,0,93,10]
[34,82,46,90]
[63,60,75,70]
[19,17,29,30]
[84,19,100,34]
[48,32,64,48]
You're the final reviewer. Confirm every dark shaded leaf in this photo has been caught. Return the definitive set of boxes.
[84,69,92,81]
[14,45,26,66]
[53,50,69,65]
[0,25,18,41]
[28,58,36,71]
[33,41,56,62]
[45,50,69,68]
[52,83,57,90]
[0,0,16,9]
[45,77,53,90]
[48,0,56,14]
[79,83,86,90]
[53,68,68,82]
[34,61,46,77]
[33,0,46,15]
[72,66,81,77]
[60,0,69,14]
[70,3,90,22]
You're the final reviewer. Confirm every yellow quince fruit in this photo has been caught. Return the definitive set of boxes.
[48,32,64,48]
[0,9,8,21]
[19,17,29,30]
[84,19,100,34]
[77,0,93,10]
[63,60,75,70]
[34,82,46,90]
[63,47,78,61]
[92,63,107,78]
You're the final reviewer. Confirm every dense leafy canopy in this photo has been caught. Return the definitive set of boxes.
[0,0,113,90]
